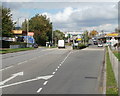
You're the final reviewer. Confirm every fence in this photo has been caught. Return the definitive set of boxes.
[108,46,118,85]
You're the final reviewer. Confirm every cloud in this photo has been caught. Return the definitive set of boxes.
[2,2,118,32]
[41,4,118,32]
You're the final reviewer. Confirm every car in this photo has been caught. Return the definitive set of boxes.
[98,43,103,47]
[33,43,38,48]
[93,41,98,45]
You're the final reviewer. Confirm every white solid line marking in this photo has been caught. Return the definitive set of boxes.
[0,66,13,71]
[55,69,58,71]
[0,71,24,85]
[0,69,4,71]
[4,66,13,70]
[52,72,55,74]
[43,81,48,85]
[37,88,42,93]
[18,61,28,65]
[0,75,53,89]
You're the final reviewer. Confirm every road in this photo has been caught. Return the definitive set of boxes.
[1,45,105,94]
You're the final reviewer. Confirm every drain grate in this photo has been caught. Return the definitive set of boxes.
[85,76,97,79]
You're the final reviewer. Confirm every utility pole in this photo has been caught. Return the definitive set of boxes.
[27,19,29,47]
[52,23,53,46]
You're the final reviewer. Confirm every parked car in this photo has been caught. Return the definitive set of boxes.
[93,41,98,45]
[98,43,103,47]
[33,43,38,48]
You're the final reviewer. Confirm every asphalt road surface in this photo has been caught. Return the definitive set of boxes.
[1,45,105,94]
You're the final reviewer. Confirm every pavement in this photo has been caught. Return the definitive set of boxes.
[1,45,105,94]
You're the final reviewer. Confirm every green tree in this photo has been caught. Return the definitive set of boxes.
[22,14,52,46]
[2,7,15,37]
[22,19,27,32]
[53,30,65,45]
[82,30,89,44]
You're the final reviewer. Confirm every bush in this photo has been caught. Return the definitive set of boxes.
[2,40,12,48]
[73,43,86,50]
[78,43,86,49]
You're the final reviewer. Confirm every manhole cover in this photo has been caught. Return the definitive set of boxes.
[85,76,97,79]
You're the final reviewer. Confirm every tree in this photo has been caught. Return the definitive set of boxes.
[115,28,120,34]
[22,19,27,32]
[53,30,65,45]
[82,30,89,44]
[2,7,15,37]
[22,14,52,46]
[89,30,98,37]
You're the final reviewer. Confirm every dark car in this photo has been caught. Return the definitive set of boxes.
[93,41,98,45]
[33,44,38,48]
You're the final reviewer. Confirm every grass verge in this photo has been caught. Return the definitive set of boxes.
[0,47,35,54]
[106,48,118,95]
[112,51,120,61]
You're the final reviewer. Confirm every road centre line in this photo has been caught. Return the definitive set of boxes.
[58,66,60,69]
[55,69,58,71]
[52,72,55,74]
[43,81,48,85]
[37,88,43,93]
[36,51,72,93]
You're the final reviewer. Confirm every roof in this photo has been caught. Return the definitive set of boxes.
[105,33,119,37]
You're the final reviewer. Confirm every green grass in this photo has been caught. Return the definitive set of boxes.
[106,48,118,95]
[113,51,120,61]
[39,45,57,48]
[0,47,35,54]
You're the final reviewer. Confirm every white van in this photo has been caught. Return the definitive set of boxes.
[58,40,65,48]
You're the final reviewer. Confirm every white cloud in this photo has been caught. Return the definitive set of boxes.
[81,24,118,32]
[11,10,30,27]
[2,2,118,32]
[40,4,118,32]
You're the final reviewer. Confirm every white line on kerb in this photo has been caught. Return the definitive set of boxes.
[43,81,48,85]
[37,88,42,93]
[52,72,55,74]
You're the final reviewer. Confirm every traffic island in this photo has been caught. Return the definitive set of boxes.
[73,43,87,50]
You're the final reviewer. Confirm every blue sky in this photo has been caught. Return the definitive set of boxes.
[2,2,118,33]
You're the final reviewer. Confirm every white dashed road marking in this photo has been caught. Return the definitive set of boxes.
[52,72,55,75]
[37,88,43,93]
[43,81,48,85]
[55,69,58,71]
